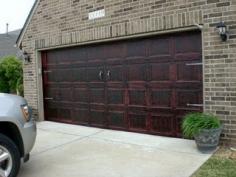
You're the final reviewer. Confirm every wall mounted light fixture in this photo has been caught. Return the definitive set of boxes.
[23,51,31,63]
[216,21,228,42]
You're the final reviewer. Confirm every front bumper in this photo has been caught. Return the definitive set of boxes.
[21,120,37,156]
[23,153,30,162]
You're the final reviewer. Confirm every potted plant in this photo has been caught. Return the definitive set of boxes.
[182,113,222,152]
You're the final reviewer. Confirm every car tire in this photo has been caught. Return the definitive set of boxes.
[0,133,21,177]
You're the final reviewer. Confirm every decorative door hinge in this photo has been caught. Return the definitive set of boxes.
[185,63,203,66]
[187,103,203,107]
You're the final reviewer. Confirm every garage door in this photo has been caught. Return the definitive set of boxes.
[42,31,202,137]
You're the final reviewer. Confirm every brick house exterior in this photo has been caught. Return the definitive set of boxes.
[17,0,236,146]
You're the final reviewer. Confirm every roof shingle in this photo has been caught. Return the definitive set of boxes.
[0,29,21,58]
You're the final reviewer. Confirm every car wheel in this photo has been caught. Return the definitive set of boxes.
[0,134,20,177]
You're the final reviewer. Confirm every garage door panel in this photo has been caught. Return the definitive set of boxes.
[46,51,59,65]
[87,66,104,82]
[44,99,57,108]
[151,63,170,81]
[57,69,74,82]
[72,68,87,82]
[57,108,72,122]
[90,88,105,104]
[175,33,201,54]
[44,87,57,98]
[176,89,202,109]
[53,101,74,109]
[129,112,147,131]
[108,89,124,105]
[48,51,71,65]
[73,108,89,125]
[43,70,57,83]
[103,43,124,61]
[129,89,146,106]
[177,62,202,81]
[150,114,174,136]
[58,88,73,102]
[108,112,126,129]
[149,38,173,57]
[43,31,202,138]
[127,64,146,81]
[68,47,87,63]
[44,86,72,102]
[87,45,105,61]
[45,107,58,120]
[106,65,124,82]
[90,110,106,127]
[126,40,147,59]
[175,116,183,137]
[151,89,172,108]
[57,57,71,65]
[74,88,89,103]
[44,69,72,83]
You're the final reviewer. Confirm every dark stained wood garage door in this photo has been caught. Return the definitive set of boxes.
[42,31,202,137]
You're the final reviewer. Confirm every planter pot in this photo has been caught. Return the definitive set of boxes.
[194,126,223,152]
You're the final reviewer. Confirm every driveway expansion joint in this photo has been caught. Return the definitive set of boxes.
[37,127,104,137]
[32,129,105,157]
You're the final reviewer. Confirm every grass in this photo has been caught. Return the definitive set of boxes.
[192,147,236,177]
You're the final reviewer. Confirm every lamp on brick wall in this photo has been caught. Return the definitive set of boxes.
[16,47,31,63]
[23,51,31,63]
[216,21,228,42]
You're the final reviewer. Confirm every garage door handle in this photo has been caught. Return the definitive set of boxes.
[44,97,54,100]
[44,70,52,73]
[107,70,111,80]
[185,63,203,66]
[99,71,104,80]
[187,103,203,107]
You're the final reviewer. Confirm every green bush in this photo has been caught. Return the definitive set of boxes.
[182,113,221,139]
[16,76,24,96]
[0,56,23,95]
[0,75,9,93]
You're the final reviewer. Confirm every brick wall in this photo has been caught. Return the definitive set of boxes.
[202,0,236,146]
[21,0,236,146]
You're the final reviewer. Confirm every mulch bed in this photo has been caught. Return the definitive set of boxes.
[215,147,236,159]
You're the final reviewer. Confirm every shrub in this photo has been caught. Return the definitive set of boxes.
[0,56,23,95]
[16,76,24,96]
[182,113,221,139]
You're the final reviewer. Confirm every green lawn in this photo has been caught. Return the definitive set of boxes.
[192,149,236,177]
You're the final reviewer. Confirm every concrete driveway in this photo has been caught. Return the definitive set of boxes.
[18,121,212,177]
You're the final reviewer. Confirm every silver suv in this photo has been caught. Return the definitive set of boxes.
[0,93,36,177]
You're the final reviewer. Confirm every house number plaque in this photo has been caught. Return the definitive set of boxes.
[89,9,105,20]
